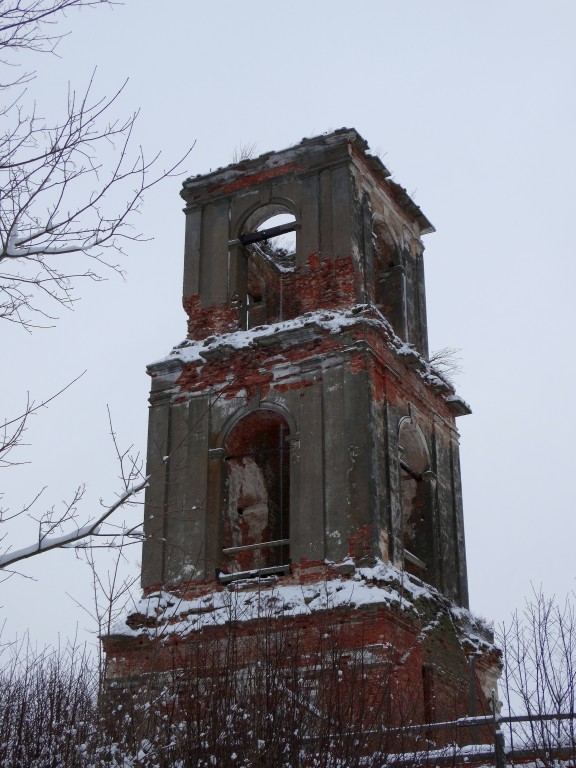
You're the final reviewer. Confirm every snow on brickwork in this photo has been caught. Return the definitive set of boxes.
[112,559,494,654]
[150,304,464,409]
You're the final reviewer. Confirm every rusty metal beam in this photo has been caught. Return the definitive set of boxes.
[240,221,300,245]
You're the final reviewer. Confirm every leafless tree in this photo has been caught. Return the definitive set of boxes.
[1,1,109,57]
[0,1,190,575]
[231,140,258,163]
[0,405,148,575]
[1,3,190,329]
[0,638,98,767]
[498,590,576,766]
[428,346,463,386]
[1,374,83,470]
[0,608,436,767]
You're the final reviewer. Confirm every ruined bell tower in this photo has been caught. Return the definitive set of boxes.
[140,128,469,604]
[105,130,499,732]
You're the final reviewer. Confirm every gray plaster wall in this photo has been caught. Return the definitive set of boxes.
[429,420,469,607]
[163,400,191,584]
[183,396,211,580]
[383,400,404,569]
[199,200,230,307]
[351,164,430,357]
[182,161,365,316]
[141,347,469,609]
[385,396,468,604]
[141,393,170,588]
[321,364,374,561]
[403,238,429,358]
[142,354,384,587]
[432,425,453,599]
[289,383,325,563]
[368,394,392,564]
[182,208,202,299]
[297,173,321,264]
[450,435,469,607]
[327,165,355,263]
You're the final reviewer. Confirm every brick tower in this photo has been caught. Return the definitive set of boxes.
[104,130,500,751]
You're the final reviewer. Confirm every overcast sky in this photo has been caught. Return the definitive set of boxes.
[2,0,575,652]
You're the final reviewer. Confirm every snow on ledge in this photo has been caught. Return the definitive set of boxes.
[148,304,466,411]
[150,306,379,367]
[111,559,494,651]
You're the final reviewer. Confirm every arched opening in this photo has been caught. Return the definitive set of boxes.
[373,219,407,341]
[239,204,299,329]
[220,410,290,580]
[254,212,297,258]
[398,418,435,578]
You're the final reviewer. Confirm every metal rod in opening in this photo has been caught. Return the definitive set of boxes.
[222,538,290,555]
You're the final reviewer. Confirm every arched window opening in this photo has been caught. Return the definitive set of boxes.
[255,213,297,259]
[241,210,298,264]
[398,419,434,578]
[220,410,290,582]
[239,205,299,330]
[373,220,397,271]
[373,220,407,340]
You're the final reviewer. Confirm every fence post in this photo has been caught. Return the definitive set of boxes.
[468,654,478,743]
[492,689,506,768]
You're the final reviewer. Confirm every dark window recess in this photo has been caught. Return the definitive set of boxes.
[399,419,435,579]
[239,211,299,330]
[373,221,408,341]
[221,410,290,578]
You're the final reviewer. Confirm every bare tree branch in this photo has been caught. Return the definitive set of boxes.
[429,346,463,386]
[0,2,192,328]
[0,372,85,468]
[0,0,191,574]
[499,590,576,764]
[0,1,112,56]
[0,474,149,569]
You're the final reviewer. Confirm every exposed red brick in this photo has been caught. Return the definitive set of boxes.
[205,162,300,198]
[183,254,359,342]
[103,597,494,739]
[184,295,239,339]
[275,379,314,393]
[176,330,349,397]
[347,524,374,560]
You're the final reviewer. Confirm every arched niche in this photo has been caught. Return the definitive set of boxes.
[242,200,300,239]
[236,201,301,329]
[219,409,291,579]
[373,217,407,341]
[398,417,435,578]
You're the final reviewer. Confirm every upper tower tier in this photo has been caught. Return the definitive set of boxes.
[180,128,434,357]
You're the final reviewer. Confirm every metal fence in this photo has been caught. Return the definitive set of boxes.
[380,706,576,767]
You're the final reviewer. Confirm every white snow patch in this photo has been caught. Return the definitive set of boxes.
[150,303,463,410]
[112,559,494,654]
[154,307,376,367]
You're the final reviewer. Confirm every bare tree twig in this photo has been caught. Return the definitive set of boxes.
[0,371,85,468]
[0,2,193,328]
[0,0,193,575]
[0,474,149,569]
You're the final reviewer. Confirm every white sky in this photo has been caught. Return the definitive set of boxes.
[2,0,575,652]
